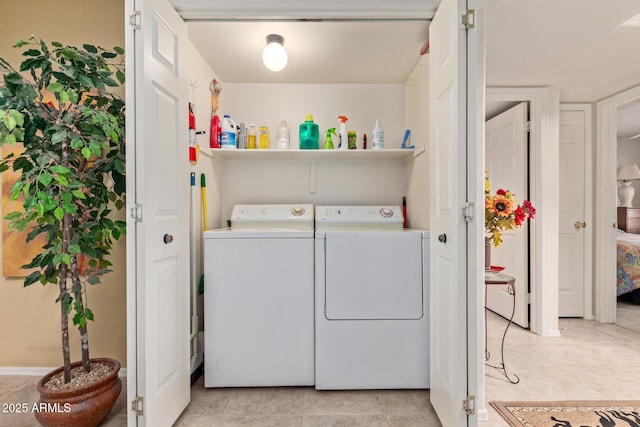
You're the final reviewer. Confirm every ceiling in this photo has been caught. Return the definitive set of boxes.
[171,0,640,133]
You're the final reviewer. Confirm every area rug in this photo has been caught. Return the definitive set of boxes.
[490,400,640,427]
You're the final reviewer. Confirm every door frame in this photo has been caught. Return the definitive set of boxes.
[485,87,560,337]
[559,103,594,320]
[595,84,640,323]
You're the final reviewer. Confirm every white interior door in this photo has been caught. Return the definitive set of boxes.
[558,109,586,317]
[429,0,475,423]
[132,0,190,424]
[485,102,529,328]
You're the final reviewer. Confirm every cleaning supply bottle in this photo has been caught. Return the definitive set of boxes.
[276,120,290,149]
[324,128,337,149]
[221,115,237,149]
[299,115,319,150]
[337,115,348,150]
[247,124,257,149]
[372,118,384,149]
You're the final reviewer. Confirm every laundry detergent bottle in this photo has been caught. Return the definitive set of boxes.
[299,114,319,150]
[221,115,237,149]
[337,115,348,150]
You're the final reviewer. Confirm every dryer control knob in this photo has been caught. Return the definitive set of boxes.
[380,207,393,218]
[292,206,305,216]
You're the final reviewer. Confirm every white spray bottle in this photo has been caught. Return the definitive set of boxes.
[372,118,384,149]
[337,115,348,150]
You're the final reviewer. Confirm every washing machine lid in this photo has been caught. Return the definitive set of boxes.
[230,204,314,230]
[315,206,403,231]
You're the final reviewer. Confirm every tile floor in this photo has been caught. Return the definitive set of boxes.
[482,309,640,426]
[1,307,638,427]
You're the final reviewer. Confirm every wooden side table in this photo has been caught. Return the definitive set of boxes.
[484,271,520,384]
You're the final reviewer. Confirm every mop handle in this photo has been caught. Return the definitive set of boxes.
[201,173,208,231]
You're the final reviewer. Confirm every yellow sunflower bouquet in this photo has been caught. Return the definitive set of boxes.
[485,174,535,247]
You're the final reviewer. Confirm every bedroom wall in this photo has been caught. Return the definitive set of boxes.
[0,0,126,368]
[617,136,640,207]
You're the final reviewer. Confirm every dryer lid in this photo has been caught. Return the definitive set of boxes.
[315,206,403,231]
[230,204,314,230]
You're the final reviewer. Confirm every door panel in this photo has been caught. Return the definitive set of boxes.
[558,110,586,317]
[429,0,470,424]
[134,0,190,424]
[485,102,529,328]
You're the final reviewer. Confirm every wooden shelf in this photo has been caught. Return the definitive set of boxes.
[202,148,416,161]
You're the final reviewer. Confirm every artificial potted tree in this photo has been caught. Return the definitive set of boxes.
[0,37,125,426]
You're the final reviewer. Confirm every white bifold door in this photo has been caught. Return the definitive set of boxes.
[127,0,191,425]
[485,102,530,328]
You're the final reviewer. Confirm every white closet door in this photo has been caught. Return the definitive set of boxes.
[485,102,529,328]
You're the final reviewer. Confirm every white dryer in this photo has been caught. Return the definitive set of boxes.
[204,204,314,387]
[315,205,430,389]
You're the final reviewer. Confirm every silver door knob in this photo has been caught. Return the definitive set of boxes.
[438,233,447,243]
[163,234,174,244]
[574,221,586,229]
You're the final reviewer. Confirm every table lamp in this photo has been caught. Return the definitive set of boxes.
[617,163,640,207]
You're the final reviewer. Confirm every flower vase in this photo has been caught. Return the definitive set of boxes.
[485,237,492,271]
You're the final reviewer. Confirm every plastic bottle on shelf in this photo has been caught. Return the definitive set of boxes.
[259,126,270,149]
[276,120,290,149]
[337,115,348,150]
[220,115,237,149]
[299,115,319,150]
[372,119,384,150]
[247,124,257,149]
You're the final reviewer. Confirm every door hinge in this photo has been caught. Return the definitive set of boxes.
[130,203,143,223]
[526,293,532,304]
[527,121,532,132]
[462,202,474,223]
[129,10,141,31]
[462,9,475,29]
[463,395,476,415]
[131,396,144,416]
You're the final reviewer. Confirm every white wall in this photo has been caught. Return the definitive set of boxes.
[214,83,408,224]
[221,83,406,149]
[617,136,640,207]
[187,41,220,329]
[404,55,430,230]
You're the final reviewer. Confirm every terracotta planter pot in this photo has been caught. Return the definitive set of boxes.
[35,358,122,427]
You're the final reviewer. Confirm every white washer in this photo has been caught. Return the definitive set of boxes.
[204,204,314,387]
[315,205,430,389]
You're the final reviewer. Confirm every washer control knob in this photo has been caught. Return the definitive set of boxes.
[292,206,305,216]
[380,207,393,218]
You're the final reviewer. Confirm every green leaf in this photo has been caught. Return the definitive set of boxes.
[70,138,83,149]
[53,207,64,220]
[50,165,71,174]
[89,141,102,156]
[3,115,17,131]
[100,52,117,59]
[13,40,29,48]
[81,146,92,159]
[9,109,24,127]
[115,70,125,84]
[52,41,63,47]
[56,175,69,187]
[59,90,69,104]
[38,172,53,186]
[68,244,81,254]
[3,134,16,144]
[87,276,101,285]
[62,253,70,266]
[78,74,92,87]
[83,44,98,53]
[22,49,40,57]
[61,200,75,213]
[113,46,125,55]
[4,211,22,221]
[24,271,41,287]
[72,190,86,199]
[66,89,79,104]
[47,81,64,93]
[51,130,67,144]
[85,308,94,321]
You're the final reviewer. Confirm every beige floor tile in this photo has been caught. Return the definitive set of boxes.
[223,387,304,416]
[217,415,302,426]
[183,387,233,416]
[302,414,388,427]
[302,389,384,415]
[388,414,442,427]
[174,413,223,427]
[378,390,435,415]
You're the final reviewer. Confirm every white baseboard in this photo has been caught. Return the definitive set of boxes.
[0,367,127,378]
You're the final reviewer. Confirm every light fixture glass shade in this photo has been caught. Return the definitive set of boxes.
[262,34,288,72]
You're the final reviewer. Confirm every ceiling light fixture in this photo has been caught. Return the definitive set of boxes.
[262,34,288,72]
